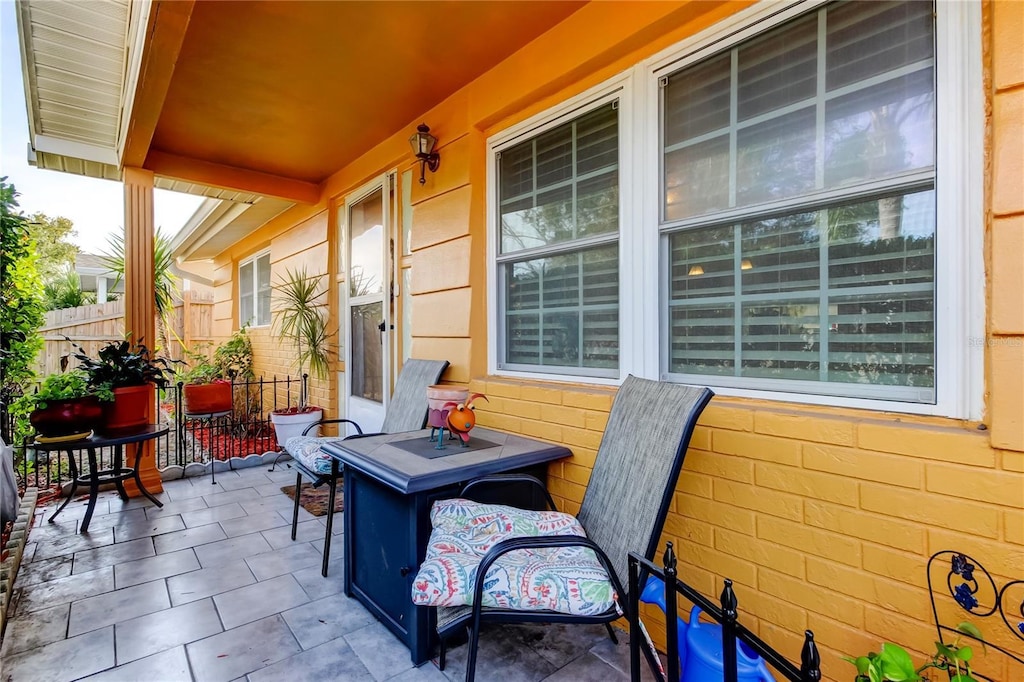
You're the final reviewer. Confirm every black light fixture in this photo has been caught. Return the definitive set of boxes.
[409,123,440,184]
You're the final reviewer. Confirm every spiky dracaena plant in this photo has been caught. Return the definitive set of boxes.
[101,228,179,349]
[272,267,331,409]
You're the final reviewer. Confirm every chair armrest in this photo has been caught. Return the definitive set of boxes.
[343,431,385,441]
[472,535,627,613]
[459,474,557,512]
[303,418,363,437]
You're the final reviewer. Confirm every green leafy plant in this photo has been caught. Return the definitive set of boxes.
[176,350,224,386]
[9,371,112,415]
[70,338,175,392]
[272,267,331,409]
[846,623,983,682]
[43,265,96,310]
[212,327,254,380]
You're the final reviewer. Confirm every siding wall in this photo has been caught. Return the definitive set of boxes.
[206,2,1023,679]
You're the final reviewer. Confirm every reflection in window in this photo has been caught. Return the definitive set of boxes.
[239,253,271,327]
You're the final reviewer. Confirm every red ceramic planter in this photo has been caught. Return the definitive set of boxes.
[101,384,154,433]
[30,396,104,439]
[182,381,232,416]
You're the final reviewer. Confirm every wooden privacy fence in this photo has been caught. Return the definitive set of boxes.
[36,289,215,375]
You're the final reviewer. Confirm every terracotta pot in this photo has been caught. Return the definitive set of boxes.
[101,384,155,433]
[182,382,232,416]
[30,396,104,439]
[426,385,468,429]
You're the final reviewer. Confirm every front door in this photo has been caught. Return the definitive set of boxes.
[344,177,391,432]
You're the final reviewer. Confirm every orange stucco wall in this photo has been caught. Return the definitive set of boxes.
[207,2,1023,679]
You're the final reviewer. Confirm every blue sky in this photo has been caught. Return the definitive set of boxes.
[0,2,203,252]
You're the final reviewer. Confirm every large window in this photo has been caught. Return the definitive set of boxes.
[496,101,620,376]
[661,1,937,402]
[239,252,271,327]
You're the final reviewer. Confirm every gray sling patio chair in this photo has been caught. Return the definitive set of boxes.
[282,358,449,577]
[412,375,713,682]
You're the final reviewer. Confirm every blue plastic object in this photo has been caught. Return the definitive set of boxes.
[682,606,776,682]
[639,576,688,671]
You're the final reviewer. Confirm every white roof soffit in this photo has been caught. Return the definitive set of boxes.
[17,0,137,180]
[172,196,295,263]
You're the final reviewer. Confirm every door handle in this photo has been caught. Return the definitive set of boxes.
[378,320,386,343]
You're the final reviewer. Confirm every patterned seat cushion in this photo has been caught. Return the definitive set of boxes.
[410,499,618,616]
[284,436,339,476]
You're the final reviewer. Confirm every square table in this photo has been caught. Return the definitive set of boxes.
[321,427,571,664]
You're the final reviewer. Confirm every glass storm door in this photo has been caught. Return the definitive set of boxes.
[345,180,390,432]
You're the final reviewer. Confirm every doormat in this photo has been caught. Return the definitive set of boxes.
[280,481,343,517]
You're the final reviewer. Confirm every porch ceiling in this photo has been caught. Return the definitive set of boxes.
[149,0,586,188]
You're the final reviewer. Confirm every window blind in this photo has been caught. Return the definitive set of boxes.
[662,0,936,401]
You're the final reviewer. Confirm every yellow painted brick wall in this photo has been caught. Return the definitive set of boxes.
[471,377,1023,682]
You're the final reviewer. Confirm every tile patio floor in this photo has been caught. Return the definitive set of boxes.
[2,462,651,682]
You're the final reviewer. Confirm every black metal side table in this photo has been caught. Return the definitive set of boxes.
[179,410,232,485]
[33,425,168,532]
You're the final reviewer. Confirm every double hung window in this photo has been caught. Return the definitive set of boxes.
[239,252,271,327]
[495,101,620,377]
[660,1,936,402]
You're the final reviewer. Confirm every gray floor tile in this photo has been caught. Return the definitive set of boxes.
[203,487,260,508]
[248,638,375,682]
[261,519,323,549]
[276,504,317,524]
[436,623,558,682]
[73,538,155,574]
[15,554,73,587]
[315,512,345,535]
[388,663,450,682]
[68,579,170,637]
[112,514,186,542]
[253,481,291,498]
[15,566,114,616]
[145,494,210,520]
[290,555,345,600]
[78,645,193,682]
[167,559,256,606]
[193,532,273,569]
[29,516,81,540]
[181,502,247,528]
[540,652,628,681]
[281,591,374,650]
[0,601,70,656]
[219,510,288,538]
[1,625,114,682]
[346,620,423,682]
[244,543,321,581]
[216,473,271,490]
[186,614,301,682]
[32,527,115,560]
[114,598,223,664]
[213,574,310,629]
[114,548,200,588]
[155,522,228,554]
[589,632,659,682]
[42,497,112,522]
[239,495,294,515]
[162,480,209,501]
[76,507,149,533]
[519,622,609,669]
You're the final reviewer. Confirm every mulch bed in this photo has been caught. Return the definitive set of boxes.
[280,481,343,516]
[192,430,278,462]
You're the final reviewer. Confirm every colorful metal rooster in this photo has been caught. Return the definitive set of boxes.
[443,393,488,445]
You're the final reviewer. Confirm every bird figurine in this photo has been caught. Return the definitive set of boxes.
[443,393,488,445]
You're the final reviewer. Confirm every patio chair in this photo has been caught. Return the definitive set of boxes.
[282,358,449,577]
[411,375,713,682]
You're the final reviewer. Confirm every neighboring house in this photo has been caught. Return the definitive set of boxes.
[16,1,1023,676]
[74,253,122,303]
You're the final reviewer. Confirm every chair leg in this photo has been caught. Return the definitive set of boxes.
[438,635,447,671]
[321,474,336,577]
[291,472,302,541]
[604,622,619,645]
[465,625,480,682]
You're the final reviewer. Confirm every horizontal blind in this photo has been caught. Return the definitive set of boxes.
[499,102,619,374]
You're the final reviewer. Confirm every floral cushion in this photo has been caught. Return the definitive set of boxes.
[284,436,338,476]
[410,499,618,616]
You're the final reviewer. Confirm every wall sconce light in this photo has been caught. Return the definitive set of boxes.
[740,258,753,271]
[688,265,705,276]
[409,123,440,184]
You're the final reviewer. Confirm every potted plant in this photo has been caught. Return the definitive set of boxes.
[269,267,331,444]
[846,623,983,682]
[71,338,174,432]
[10,370,112,442]
[178,350,232,416]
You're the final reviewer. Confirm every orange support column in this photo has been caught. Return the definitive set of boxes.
[122,167,163,496]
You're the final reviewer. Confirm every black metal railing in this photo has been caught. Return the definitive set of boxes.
[3,375,304,494]
[927,550,1024,681]
[628,542,821,682]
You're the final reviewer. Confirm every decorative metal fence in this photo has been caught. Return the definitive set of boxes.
[2,375,305,495]
[628,542,821,682]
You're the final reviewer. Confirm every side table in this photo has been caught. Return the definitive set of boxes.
[32,425,168,533]
[179,410,232,484]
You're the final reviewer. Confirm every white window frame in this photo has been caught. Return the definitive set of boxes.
[239,250,271,328]
[485,0,983,419]
[486,72,638,385]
